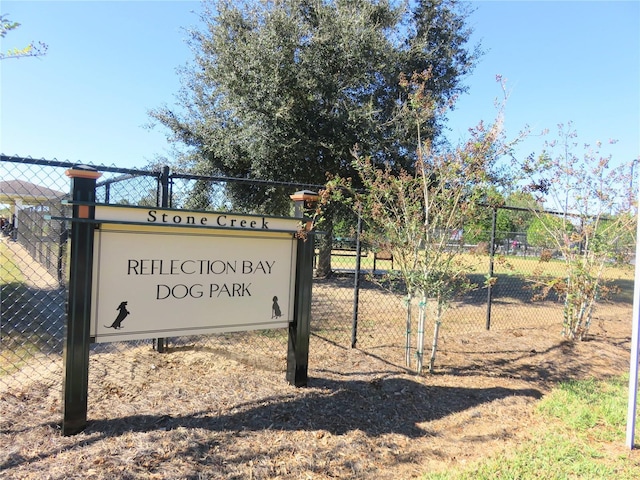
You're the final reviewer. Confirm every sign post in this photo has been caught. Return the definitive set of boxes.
[287,191,317,387]
[62,165,101,436]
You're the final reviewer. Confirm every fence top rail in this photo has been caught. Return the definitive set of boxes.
[477,202,616,221]
[96,173,152,188]
[1,155,161,177]
[2,156,623,224]
[1,155,325,191]
[169,171,323,190]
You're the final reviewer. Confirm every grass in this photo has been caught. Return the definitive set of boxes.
[1,241,43,376]
[327,249,635,282]
[423,375,640,479]
[493,253,635,281]
[537,376,631,442]
[0,241,26,284]
[329,249,393,272]
[0,337,48,377]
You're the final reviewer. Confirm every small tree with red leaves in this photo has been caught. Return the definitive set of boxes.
[523,122,637,340]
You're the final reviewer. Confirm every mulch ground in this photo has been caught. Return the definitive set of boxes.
[1,302,638,479]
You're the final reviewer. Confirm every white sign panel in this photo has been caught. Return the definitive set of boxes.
[90,226,297,343]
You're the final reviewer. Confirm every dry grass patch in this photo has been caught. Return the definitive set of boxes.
[1,298,636,479]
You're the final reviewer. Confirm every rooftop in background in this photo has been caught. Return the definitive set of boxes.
[0,179,67,205]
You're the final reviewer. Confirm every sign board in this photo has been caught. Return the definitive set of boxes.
[94,204,302,232]
[90,205,299,343]
[61,169,316,436]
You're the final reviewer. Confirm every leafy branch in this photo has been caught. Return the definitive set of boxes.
[1,15,48,60]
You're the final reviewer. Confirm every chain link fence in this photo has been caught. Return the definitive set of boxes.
[0,156,325,402]
[1,155,634,399]
[318,239,555,367]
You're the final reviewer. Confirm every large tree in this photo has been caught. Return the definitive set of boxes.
[152,0,478,190]
[151,0,479,274]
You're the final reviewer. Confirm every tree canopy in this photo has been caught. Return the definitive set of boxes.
[150,0,480,212]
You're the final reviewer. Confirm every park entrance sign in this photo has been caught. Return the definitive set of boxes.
[60,166,316,436]
[90,205,299,343]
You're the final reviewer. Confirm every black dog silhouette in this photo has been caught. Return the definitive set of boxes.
[272,296,282,318]
[105,301,130,329]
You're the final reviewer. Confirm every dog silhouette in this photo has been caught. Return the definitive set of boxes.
[272,296,282,318]
[105,301,130,329]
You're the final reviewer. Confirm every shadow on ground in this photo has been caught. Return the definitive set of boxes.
[85,377,539,436]
[0,375,541,471]
[0,282,66,354]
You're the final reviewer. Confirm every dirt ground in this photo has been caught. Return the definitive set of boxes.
[1,302,639,479]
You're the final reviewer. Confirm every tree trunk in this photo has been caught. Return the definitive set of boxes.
[405,293,412,368]
[428,303,443,373]
[416,295,427,374]
[315,215,333,278]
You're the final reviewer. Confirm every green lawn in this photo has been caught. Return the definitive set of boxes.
[423,375,640,479]
[1,242,40,376]
[328,249,634,282]
[0,241,26,284]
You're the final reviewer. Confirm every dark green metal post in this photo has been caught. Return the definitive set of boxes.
[486,206,497,331]
[351,207,363,348]
[286,191,317,387]
[62,165,101,436]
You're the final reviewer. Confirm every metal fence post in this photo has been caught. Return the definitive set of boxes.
[486,206,497,330]
[351,206,363,348]
[62,165,101,436]
[57,219,68,285]
[286,190,317,387]
[160,165,170,208]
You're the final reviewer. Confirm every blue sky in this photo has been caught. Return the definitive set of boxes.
[1,0,639,174]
